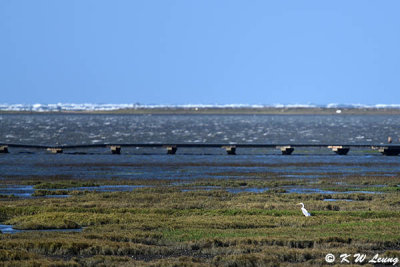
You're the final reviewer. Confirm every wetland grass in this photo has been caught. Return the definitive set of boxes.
[0,171,399,266]
[0,175,399,266]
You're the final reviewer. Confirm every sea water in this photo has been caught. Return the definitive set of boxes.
[1,114,400,180]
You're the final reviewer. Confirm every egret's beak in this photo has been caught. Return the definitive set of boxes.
[296,203,301,205]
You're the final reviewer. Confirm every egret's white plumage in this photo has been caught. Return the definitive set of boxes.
[297,202,311,217]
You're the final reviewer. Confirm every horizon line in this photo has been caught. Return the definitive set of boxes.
[2,103,400,112]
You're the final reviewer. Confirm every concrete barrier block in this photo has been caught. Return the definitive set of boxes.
[110,146,121,154]
[47,148,63,154]
[166,146,177,155]
[222,146,236,155]
[278,146,294,155]
[328,146,350,155]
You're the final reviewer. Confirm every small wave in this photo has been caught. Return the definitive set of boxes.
[1,103,400,112]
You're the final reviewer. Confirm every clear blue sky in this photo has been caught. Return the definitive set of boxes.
[1,0,399,105]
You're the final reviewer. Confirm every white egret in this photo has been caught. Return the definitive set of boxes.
[297,203,311,217]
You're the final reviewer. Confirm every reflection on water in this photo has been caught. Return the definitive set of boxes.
[0,224,82,234]
[323,199,354,202]
[225,187,269,193]
[0,185,149,198]
[1,154,400,181]
[66,185,148,191]
[0,224,19,234]
[0,185,34,198]
[285,188,381,194]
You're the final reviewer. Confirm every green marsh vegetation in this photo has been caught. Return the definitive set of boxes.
[0,172,399,266]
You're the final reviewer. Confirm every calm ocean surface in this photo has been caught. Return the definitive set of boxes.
[1,114,400,180]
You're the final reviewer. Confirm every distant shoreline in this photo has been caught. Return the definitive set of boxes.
[2,107,400,115]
